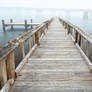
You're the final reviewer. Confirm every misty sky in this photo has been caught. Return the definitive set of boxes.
[0,0,92,9]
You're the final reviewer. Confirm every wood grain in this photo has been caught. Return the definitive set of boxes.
[9,17,92,92]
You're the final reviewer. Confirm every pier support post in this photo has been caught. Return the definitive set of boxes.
[70,27,72,34]
[64,23,66,29]
[41,29,43,36]
[75,31,78,44]
[6,51,15,80]
[80,36,84,50]
[44,26,46,35]
[46,23,48,30]
[35,31,40,45]
[21,42,25,59]
[0,59,7,88]
[32,35,35,46]
[2,20,5,31]
[65,23,67,29]
[67,25,70,34]
[10,19,14,30]
[25,20,27,31]
[30,19,33,29]
[77,33,81,46]
[86,41,90,59]
[27,38,31,51]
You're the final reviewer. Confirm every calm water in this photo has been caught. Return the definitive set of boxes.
[0,8,92,46]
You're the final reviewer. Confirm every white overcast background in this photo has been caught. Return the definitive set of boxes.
[0,0,92,9]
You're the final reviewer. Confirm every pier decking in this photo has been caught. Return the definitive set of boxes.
[1,17,92,92]
[9,18,92,92]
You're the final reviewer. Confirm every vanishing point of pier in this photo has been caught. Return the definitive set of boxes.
[0,17,92,92]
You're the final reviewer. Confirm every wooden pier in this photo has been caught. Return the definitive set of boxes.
[2,19,40,31]
[0,17,92,92]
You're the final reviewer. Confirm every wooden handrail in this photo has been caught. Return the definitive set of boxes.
[59,18,92,43]
[0,18,53,89]
[59,17,92,66]
[0,21,50,61]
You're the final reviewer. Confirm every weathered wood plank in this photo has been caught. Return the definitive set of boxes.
[0,19,51,91]
[6,51,15,80]
[9,17,92,92]
[0,59,7,88]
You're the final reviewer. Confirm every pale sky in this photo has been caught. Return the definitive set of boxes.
[0,0,92,9]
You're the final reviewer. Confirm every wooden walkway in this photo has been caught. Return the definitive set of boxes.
[9,18,92,92]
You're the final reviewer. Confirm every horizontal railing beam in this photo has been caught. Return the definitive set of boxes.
[0,18,53,90]
[59,18,92,43]
[59,17,92,70]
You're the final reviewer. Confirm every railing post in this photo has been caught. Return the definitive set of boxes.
[77,33,81,46]
[75,31,78,43]
[25,20,27,31]
[80,36,84,50]
[86,40,90,58]
[46,23,48,29]
[64,22,67,29]
[70,27,72,34]
[67,25,70,34]
[43,26,46,35]
[10,19,13,30]
[44,25,47,34]
[65,23,67,29]
[0,59,7,88]
[64,23,66,29]
[2,20,5,31]
[27,38,31,51]
[40,29,42,37]
[32,35,35,46]
[66,24,68,30]
[35,31,40,45]
[21,42,25,59]
[30,19,33,29]
[6,51,15,80]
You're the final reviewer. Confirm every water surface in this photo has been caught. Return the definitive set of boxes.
[0,8,92,45]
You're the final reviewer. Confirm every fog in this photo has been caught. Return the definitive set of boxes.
[0,0,92,9]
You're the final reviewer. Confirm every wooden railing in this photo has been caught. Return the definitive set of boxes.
[59,18,92,69]
[0,18,52,90]
[2,19,40,31]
